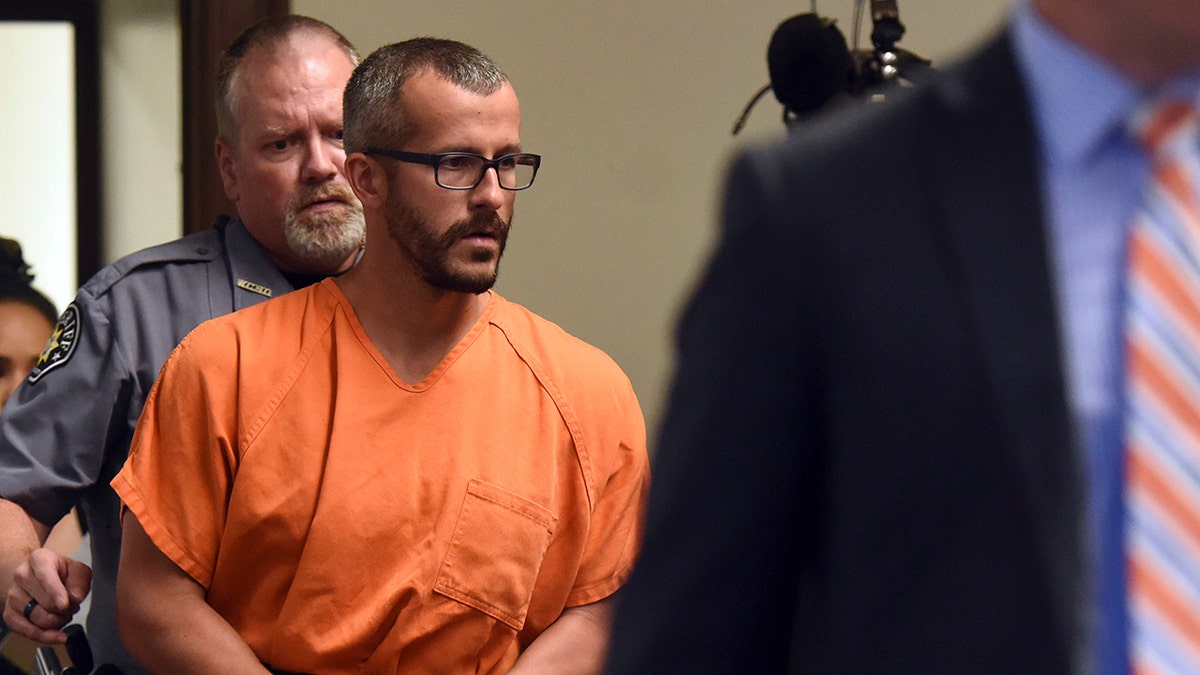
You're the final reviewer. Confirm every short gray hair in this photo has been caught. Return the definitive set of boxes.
[343,37,507,154]
[215,15,359,142]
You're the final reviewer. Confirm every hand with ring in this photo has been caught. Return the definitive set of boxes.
[4,547,93,644]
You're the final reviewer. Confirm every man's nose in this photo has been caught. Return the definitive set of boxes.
[301,136,342,182]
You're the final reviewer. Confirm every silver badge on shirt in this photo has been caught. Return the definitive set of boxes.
[236,279,272,297]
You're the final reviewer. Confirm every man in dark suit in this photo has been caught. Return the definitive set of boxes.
[605,0,1200,672]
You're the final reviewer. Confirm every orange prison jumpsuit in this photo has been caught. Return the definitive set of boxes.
[112,280,648,674]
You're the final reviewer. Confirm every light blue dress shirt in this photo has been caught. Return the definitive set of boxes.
[1010,2,1200,672]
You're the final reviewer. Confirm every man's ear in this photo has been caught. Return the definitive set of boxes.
[346,153,388,209]
[214,138,239,202]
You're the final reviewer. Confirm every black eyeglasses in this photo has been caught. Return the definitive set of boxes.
[364,149,541,191]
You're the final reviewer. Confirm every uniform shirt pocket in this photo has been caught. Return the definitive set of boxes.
[434,478,558,631]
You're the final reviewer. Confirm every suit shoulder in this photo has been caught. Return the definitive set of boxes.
[81,228,225,299]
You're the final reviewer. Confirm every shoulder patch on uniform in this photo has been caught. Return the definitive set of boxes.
[236,279,273,297]
[28,304,81,384]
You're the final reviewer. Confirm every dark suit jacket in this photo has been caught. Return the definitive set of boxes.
[606,31,1084,674]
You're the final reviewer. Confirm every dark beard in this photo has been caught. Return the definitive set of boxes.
[385,199,511,294]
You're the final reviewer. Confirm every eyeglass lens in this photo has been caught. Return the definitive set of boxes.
[437,154,538,189]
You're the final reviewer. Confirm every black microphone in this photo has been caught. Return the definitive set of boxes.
[732,12,855,134]
[767,13,856,122]
[730,4,932,135]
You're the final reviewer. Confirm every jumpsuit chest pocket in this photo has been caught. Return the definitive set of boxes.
[434,478,558,630]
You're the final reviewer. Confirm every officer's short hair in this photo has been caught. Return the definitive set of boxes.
[215,15,359,143]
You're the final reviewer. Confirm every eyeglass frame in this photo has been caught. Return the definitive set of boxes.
[362,149,542,191]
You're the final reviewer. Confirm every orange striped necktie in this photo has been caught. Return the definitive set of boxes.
[1125,98,1200,674]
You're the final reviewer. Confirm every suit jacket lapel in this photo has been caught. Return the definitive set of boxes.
[928,31,1084,664]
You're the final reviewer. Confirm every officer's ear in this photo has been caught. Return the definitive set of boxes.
[345,152,388,210]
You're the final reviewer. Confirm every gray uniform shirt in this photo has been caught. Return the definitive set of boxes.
[0,217,295,673]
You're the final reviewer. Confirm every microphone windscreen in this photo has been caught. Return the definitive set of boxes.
[767,13,854,116]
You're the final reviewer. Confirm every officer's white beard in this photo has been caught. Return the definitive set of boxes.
[284,181,366,270]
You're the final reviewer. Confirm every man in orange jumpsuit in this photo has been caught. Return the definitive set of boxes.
[112,37,649,674]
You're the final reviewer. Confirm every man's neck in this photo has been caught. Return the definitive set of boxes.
[1032,0,1200,86]
[333,260,491,385]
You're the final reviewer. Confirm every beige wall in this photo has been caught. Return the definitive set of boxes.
[100,0,182,264]
[292,1,1013,434]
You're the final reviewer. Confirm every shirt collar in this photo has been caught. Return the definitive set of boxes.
[1009,0,1144,168]
[1011,0,1200,166]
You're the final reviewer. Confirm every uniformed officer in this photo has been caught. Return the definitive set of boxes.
[0,15,364,673]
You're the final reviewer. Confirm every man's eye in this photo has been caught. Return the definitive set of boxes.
[269,140,290,151]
